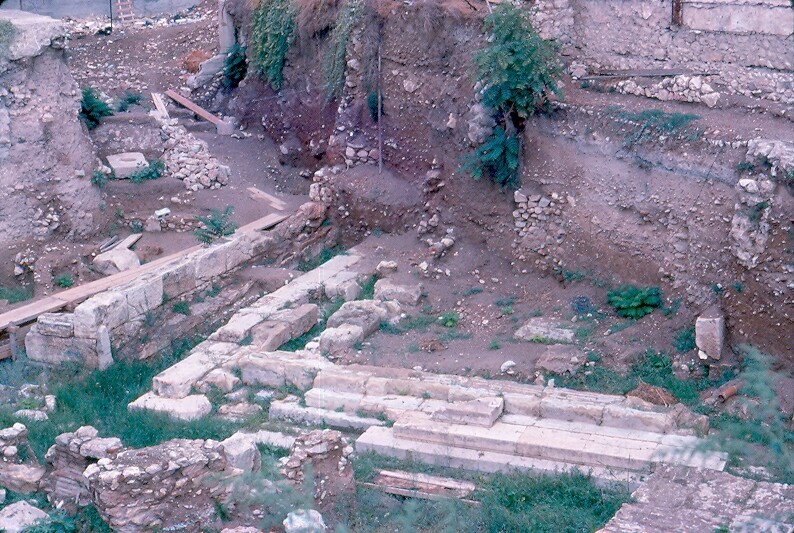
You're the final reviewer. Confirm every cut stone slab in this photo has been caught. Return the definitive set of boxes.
[25,331,97,366]
[152,352,217,399]
[128,392,211,421]
[79,437,123,460]
[695,306,724,361]
[93,248,141,276]
[250,320,291,351]
[211,313,265,343]
[0,501,49,533]
[0,463,46,493]
[374,279,422,306]
[36,313,73,337]
[221,433,262,473]
[431,397,504,427]
[269,398,385,431]
[218,402,263,422]
[198,368,240,393]
[268,304,320,338]
[515,317,575,344]
[106,152,147,179]
[319,324,364,354]
[326,300,389,336]
[535,345,585,374]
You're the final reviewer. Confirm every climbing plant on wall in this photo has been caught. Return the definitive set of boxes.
[465,4,561,189]
[249,0,297,91]
[323,0,363,100]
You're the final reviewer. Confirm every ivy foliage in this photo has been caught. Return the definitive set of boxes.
[223,42,248,89]
[249,0,297,91]
[466,4,561,189]
[606,285,663,319]
[462,126,520,188]
[323,0,363,101]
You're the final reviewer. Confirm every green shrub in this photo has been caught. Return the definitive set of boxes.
[223,42,248,89]
[90,170,108,188]
[116,90,143,112]
[463,126,521,188]
[323,0,363,100]
[79,87,113,130]
[607,285,662,319]
[249,0,296,91]
[128,159,165,183]
[673,325,696,353]
[437,311,460,328]
[54,274,75,289]
[193,205,238,245]
[171,301,191,315]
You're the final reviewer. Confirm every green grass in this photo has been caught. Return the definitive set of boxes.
[0,335,244,460]
[0,284,33,304]
[171,300,191,315]
[128,159,165,183]
[672,326,696,353]
[54,274,75,289]
[607,285,662,319]
[116,90,143,112]
[359,276,377,300]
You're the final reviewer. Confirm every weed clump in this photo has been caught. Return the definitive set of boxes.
[54,274,75,289]
[193,205,238,245]
[90,170,108,188]
[607,285,662,319]
[116,90,143,112]
[128,159,165,183]
[79,87,114,130]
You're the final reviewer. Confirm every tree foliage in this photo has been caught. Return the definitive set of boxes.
[462,126,521,188]
[193,205,238,245]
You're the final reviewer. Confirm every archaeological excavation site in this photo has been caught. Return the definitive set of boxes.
[0,0,792,529]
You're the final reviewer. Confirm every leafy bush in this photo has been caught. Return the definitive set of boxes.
[606,285,662,319]
[90,170,108,188]
[323,0,363,100]
[79,87,113,130]
[463,126,521,188]
[673,326,696,353]
[193,205,238,245]
[465,4,560,188]
[437,311,460,328]
[128,159,165,183]
[223,42,248,89]
[116,90,143,112]
[171,301,191,315]
[249,0,297,91]
[54,274,74,289]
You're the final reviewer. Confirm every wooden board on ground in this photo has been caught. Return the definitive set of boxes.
[164,90,222,125]
[112,233,143,251]
[247,187,287,211]
[362,469,478,503]
[151,93,170,119]
[0,212,290,333]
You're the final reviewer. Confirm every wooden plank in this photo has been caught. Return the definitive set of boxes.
[246,187,287,211]
[0,212,290,332]
[112,233,142,251]
[359,482,480,505]
[378,470,476,492]
[164,90,222,126]
[151,93,170,119]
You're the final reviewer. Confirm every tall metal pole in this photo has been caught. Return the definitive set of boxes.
[109,0,114,33]
[377,43,383,175]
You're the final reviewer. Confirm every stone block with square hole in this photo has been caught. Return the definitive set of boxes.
[106,152,147,179]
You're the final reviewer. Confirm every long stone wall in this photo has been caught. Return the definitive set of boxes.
[0,0,202,18]
[531,0,794,104]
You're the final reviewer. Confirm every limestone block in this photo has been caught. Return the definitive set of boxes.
[283,509,326,533]
[0,462,45,494]
[221,433,261,473]
[128,392,212,421]
[695,307,724,361]
[250,321,292,351]
[79,437,123,459]
[535,345,585,374]
[25,330,96,366]
[539,395,605,424]
[602,404,673,433]
[514,317,574,344]
[304,389,363,412]
[313,368,373,394]
[359,395,425,419]
[210,313,265,343]
[502,392,543,417]
[393,416,523,455]
[93,248,141,276]
[282,359,329,389]
[447,386,500,402]
[373,279,423,306]
[195,242,231,281]
[268,304,320,338]
[73,291,129,335]
[123,274,164,318]
[431,397,504,427]
[238,354,286,387]
[35,313,73,338]
[152,352,217,399]
[327,300,389,336]
[95,325,113,370]
[198,368,240,393]
[269,398,383,431]
[318,325,364,354]
[106,152,147,178]
[0,501,48,533]
[323,270,360,300]
[161,259,197,298]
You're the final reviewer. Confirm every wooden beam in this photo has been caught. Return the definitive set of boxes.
[246,187,287,211]
[164,90,222,125]
[151,92,170,119]
[112,233,143,251]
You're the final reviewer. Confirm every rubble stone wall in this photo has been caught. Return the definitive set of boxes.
[0,0,202,18]
[531,0,794,104]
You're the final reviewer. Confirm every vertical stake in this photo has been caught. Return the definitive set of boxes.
[377,43,383,175]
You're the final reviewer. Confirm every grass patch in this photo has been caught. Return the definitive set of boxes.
[359,276,376,300]
[462,286,484,297]
[91,170,108,188]
[0,284,33,304]
[672,326,696,353]
[116,90,143,112]
[128,159,165,183]
[194,205,238,246]
[79,87,113,130]
[54,274,75,289]
[607,285,662,319]
[249,0,296,91]
[171,300,191,315]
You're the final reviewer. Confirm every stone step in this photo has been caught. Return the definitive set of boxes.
[269,398,386,431]
[356,426,647,490]
[392,413,725,473]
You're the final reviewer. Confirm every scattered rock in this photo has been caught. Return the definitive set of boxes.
[0,501,48,533]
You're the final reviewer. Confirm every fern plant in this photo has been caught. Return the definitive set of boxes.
[607,285,663,319]
[467,4,561,188]
[194,205,238,245]
[79,87,114,130]
[461,127,520,188]
[249,0,297,91]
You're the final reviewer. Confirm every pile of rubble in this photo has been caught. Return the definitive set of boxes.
[161,122,231,190]
[614,75,721,108]
[511,189,571,270]
[0,424,45,494]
